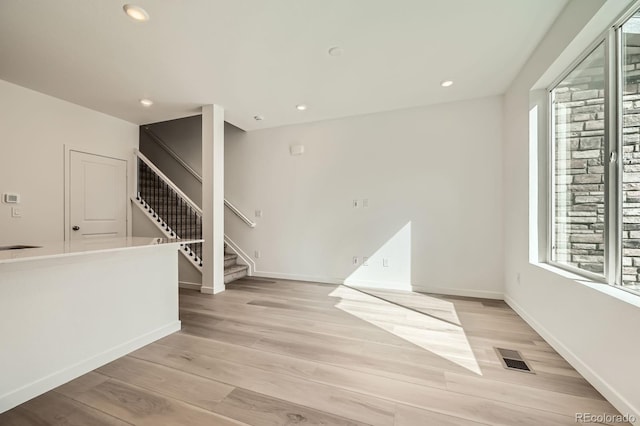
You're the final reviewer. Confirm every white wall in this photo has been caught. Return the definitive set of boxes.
[226,96,504,298]
[503,0,640,422]
[0,79,138,244]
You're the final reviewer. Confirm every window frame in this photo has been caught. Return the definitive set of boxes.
[547,37,610,284]
[544,3,640,297]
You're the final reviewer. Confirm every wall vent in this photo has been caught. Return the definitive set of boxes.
[494,347,534,374]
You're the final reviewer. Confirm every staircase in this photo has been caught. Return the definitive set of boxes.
[135,150,248,285]
[224,252,249,283]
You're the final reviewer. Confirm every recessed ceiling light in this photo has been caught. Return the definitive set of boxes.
[123,4,150,22]
[140,98,153,107]
[296,104,307,111]
[328,47,343,57]
[254,115,264,121]
[440,80,454,87]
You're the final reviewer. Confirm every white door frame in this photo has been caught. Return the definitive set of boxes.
[64,145,132,242]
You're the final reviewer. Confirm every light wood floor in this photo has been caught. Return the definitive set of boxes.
[0,278,627,425]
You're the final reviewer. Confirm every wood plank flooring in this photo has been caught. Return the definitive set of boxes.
[0,278,628,425]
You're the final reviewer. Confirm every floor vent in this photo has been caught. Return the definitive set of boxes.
[494,347,534,374]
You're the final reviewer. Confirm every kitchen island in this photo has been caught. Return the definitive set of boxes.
[0,237,200,413]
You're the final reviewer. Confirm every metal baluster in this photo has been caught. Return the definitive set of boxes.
[192,209,196,258]
[168,191,176,236]
[186,206,191,256]
[136,158,140,197]
[137,159,142,202]
[164,180,169,226]
[177,197,181,238]
[180,198,185,238]
[188,206,193,256]
[155,172,159,218]
[142,162,146,202]
[152,170,155,215]
[151,169,155,217]
[183,199,188,254]
[144,163,148,209]
[162,180,167,226]
[144,163,148,204]
[168,189,173,237]
[174,191,178,236]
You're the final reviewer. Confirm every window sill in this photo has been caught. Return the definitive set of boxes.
[532,262,640,309]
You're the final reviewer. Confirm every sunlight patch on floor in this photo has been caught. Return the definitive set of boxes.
[330,286,482,375]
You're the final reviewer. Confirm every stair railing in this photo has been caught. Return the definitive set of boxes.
[141,126,256,228]
[142,126,202,183]
[135,149,203,266]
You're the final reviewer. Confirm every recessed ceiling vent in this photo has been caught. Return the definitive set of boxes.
[495,347,534,374]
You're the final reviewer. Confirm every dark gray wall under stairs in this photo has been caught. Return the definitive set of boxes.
[139,115,203,206]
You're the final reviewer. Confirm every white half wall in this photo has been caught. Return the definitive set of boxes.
[225,97,504,298]
[0,243,181,413]
[504,0,640,422]
[0,79,138,244]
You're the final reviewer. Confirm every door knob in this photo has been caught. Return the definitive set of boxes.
[72,226,80,231]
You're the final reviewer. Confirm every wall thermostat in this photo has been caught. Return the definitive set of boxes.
[3,193,20,204]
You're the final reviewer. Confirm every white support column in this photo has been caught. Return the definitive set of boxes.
[201,104,225,294]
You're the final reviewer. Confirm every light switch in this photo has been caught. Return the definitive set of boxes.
[11,207,22,218]
[383,258,389,267]
[3,193,20,204]
[255,209,262,218]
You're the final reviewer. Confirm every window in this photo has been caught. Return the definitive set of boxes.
[551,43,606,276]
[547,7,640,296]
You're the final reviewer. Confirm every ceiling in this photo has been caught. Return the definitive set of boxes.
[0,0,568,131]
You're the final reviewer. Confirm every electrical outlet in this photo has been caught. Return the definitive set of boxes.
[254,250,261,259]
[363,199,369,208]
[363,257,369,266]
[382,258,389,267]
[352,256,359,265]
[255,209,262,218]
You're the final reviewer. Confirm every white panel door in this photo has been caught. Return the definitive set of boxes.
[69,151,127,240]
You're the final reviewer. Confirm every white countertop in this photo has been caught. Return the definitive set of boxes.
[0,237,203,264]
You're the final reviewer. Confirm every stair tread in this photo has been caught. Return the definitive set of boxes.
[224,253,237,260]
[224,264,248,275]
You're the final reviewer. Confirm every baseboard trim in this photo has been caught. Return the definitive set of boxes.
[0,321,181,414]
[200,285,225,294]
[252,272,503,299]
[252,271,343,285]
[415,285,504,300]
[505,295,639,426]
[179,281,201,291]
